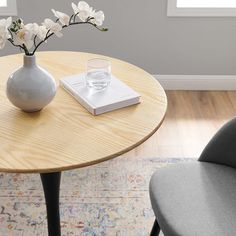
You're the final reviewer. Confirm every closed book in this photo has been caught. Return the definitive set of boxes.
[60,73,141,115]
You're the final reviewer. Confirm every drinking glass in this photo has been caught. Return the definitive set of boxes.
[86,58,111,90]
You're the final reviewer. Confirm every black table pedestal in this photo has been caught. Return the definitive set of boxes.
[40,172,61,236]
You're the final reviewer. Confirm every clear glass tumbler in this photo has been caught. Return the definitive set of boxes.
[86,58,111,91]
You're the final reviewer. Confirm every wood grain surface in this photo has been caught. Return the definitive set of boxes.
[0,51,167,173]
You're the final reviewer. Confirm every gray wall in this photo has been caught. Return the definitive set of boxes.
[1,0,236,75]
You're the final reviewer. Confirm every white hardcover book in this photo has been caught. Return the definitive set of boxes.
[60,73,141,115]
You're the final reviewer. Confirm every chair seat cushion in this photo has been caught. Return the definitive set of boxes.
[149,162,236,236]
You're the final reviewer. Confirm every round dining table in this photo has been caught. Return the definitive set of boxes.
[0,51,167,236]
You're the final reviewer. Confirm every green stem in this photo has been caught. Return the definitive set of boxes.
[73,12,79,22]
[22,44,30,55]
[69,14,74,24]
[33,35,37,48]
[7,39,25,51]
[31,31,53,55]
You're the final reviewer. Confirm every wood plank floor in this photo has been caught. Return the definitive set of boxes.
[122,91,236,159]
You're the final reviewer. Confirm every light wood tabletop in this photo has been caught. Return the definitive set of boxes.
[0,51,167,173]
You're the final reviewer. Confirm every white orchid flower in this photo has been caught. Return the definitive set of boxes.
[0,31,10,49]
[72,1,93,22]
[37,25,48,40]
[16,27,34,49]
[52,9,70,26]
[91,11,104,26]
[72,1,87,14]
[0,17,12,30]
[0,17,12,49]
[43,19,63,38]
[25,23,39,35]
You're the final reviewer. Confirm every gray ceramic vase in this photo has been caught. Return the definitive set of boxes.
[6,55,57,112]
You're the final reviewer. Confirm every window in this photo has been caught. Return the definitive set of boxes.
[168,0,236,16]
[0,0,7,7]
[0,0,17,16]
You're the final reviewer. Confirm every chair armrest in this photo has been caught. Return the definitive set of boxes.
[199,117,236,169]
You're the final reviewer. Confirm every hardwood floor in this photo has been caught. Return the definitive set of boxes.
[122,91,236,159]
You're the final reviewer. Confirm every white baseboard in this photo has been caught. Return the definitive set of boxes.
[154,75,236,90]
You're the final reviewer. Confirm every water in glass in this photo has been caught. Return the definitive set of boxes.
[86,58,111,91]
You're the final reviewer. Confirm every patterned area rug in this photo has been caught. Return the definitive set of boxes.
[0,157,192,236]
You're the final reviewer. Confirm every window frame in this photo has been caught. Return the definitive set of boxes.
[0,0,17,16]
[168,0,236,17]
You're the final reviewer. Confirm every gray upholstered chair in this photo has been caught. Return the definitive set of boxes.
[149,117,236,236]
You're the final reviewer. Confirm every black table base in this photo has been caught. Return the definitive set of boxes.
[40,172,61,236]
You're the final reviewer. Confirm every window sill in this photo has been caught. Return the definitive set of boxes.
[168,8,236,17]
